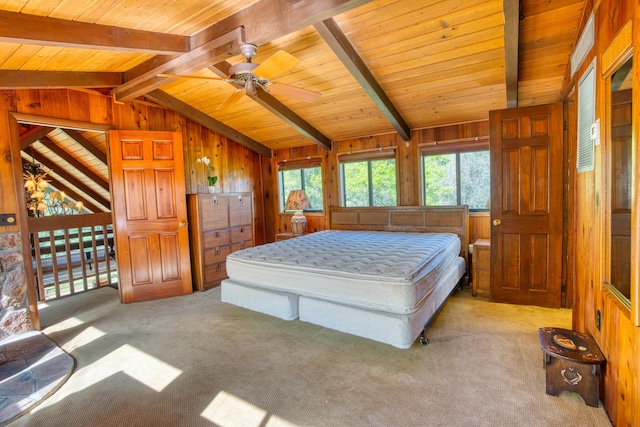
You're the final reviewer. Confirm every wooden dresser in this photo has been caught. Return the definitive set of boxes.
[187,193,254,291]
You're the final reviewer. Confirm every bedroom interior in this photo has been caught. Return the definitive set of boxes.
[0,0,638,426]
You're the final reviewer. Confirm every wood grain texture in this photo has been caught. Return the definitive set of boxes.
[570,1,638,426]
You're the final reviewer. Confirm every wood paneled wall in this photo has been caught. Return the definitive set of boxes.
[265,121,490,243]
[570,1,639,425]
[0,89,266,245]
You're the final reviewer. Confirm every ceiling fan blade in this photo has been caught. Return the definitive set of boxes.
[265,82,322,103]
[217,89,245,110]
[253,50,301,80]
[157,73,228,81]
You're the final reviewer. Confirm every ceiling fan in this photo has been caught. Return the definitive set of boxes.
[159,43,322,110]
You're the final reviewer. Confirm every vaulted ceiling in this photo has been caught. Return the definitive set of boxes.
[1,0,586,153]
[3,0,586,211]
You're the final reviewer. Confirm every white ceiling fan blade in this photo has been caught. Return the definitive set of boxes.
[265,82,322,103]
[157,73,228,81]
[217,89,245,110]
[253,50,301,80]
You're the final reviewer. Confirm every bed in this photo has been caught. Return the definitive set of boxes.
[221,205,469,349]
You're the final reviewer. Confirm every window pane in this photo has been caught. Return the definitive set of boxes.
[342,159,397,207]
[343,162,369,207]
[302,167,323,210]
[280,167,323,211]
[423,154,456,205]
[371,159,397,206]
[459,151,491,209]
[282,170,302,196]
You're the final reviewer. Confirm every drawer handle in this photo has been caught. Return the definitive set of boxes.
[215,247,220,256]
[216,264,221,272]
[215,231,219,238]
[212,197,218,206]
[240,227,244,233]
[240,242,245,249]
[238,195,243,204]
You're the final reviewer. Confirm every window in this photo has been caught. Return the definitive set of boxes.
[279,163,323,212]
[340,156,397,207]
[422,150,490,210]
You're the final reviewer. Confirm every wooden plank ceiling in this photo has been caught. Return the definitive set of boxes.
[2,0,585,210]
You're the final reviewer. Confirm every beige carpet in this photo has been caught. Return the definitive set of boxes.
[8,286,612,427]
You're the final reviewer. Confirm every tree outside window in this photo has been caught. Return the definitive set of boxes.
[341,158,397,207]
[423,150,490,210]
[280,167,323,212]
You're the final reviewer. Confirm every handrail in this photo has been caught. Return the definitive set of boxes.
[27,212,116,301]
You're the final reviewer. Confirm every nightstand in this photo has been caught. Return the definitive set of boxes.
[275,232,300,241]
[472,239,491,297]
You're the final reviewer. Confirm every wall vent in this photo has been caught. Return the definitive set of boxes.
[571,13,594,77]
[577,60,596,173]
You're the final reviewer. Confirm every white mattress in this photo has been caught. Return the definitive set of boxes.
[225,230,461,314]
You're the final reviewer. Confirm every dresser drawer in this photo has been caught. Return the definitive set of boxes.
[204,262,227,284]
[202,229,230,248]
[200,195,229,230]
[231,225,253,243]
[203,245,230,265]
[231,240,253,253]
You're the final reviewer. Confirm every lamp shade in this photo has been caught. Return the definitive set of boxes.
[284,190,312,235]
[284,190,312,211]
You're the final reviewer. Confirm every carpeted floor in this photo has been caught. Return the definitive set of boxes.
[6,286,612,427]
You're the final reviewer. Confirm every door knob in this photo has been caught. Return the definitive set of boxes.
[179,221,186,227]
[492,219,501,226]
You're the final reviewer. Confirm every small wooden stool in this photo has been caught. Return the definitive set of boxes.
[538,327,605,407]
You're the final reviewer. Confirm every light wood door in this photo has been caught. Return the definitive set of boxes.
[489,103,563,308]
[109,130,192,303]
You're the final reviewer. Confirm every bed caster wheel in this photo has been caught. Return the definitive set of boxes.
[420,334,429,346]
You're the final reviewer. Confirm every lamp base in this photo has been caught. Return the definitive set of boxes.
[290,211,307,235]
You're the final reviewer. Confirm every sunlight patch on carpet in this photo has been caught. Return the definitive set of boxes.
[75,344,182,393]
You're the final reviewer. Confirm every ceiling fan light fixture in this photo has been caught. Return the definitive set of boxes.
[228,62,259,76]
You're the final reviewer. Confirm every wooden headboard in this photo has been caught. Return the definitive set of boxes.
[329,205,469,264]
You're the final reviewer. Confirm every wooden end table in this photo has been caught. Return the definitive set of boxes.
[538,327,605,407]
[275,232,300,241]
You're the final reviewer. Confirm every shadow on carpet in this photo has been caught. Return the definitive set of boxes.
[0,331,74,426]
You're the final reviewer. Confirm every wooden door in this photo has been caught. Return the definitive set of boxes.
[489,103,563,308]
[109,130,192,303]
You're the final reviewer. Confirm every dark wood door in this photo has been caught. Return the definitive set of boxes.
[489,103,563,308]
[109,130,192,303]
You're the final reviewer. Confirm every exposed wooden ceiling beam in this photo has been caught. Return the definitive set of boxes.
[250,90,332,150]
[0,10,189,55]
[503,0,520,108]
[20,126,55,149]
[113,28,244,102]
[115,0,373,102]
[193,0,374,47]
[60,129,108,165]
[0,70,123,89]
[24,154,111,211]
[210,62,331,150]
[43,175,106,214]
[144,90,272,158]
[38,138,110,192]
[314,18,411,141]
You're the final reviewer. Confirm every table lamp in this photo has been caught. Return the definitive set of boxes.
[284,190,312,235]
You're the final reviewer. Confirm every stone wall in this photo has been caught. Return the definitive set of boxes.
[0,232,32,338]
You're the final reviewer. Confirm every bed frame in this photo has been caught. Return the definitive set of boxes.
[222,205,469,348]
[329,205,469,265]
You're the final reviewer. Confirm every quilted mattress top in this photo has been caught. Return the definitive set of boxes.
[225,230,462,313]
